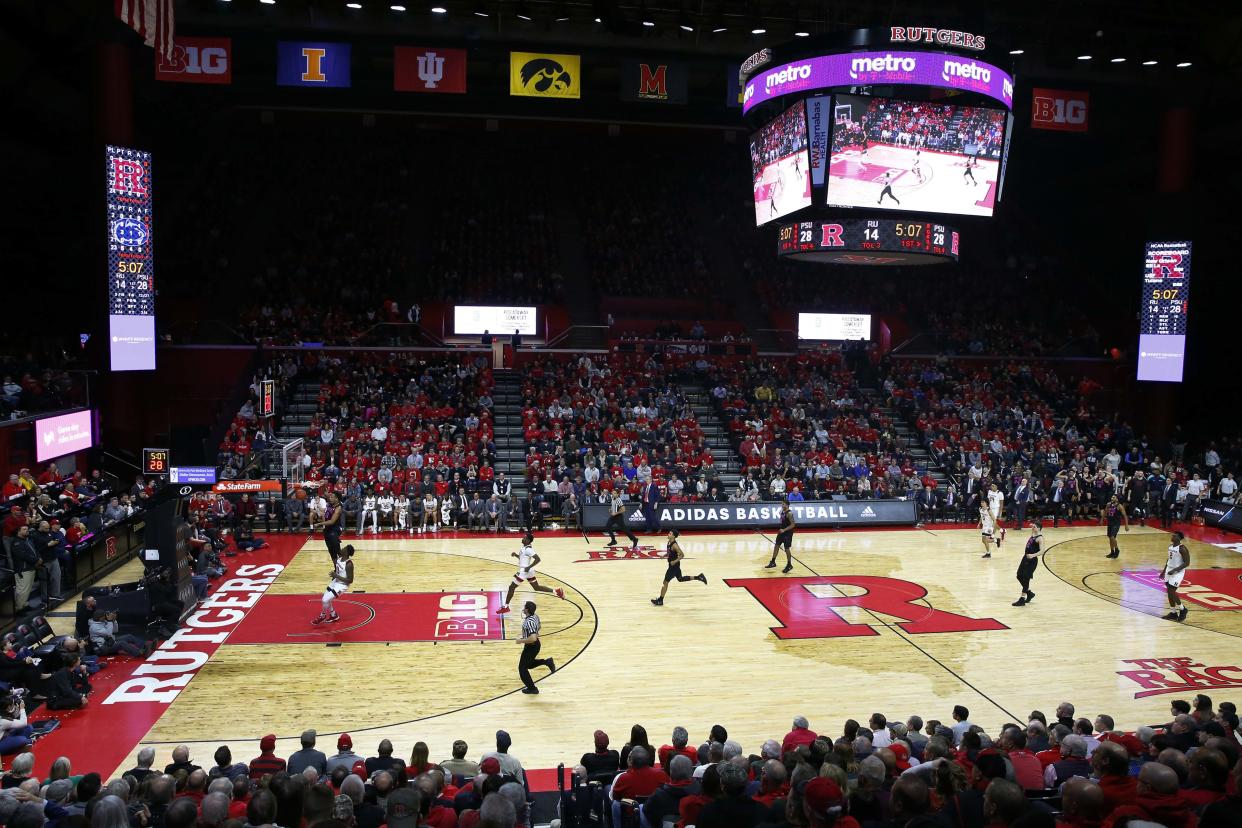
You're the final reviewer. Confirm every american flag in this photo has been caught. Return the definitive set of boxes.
[114,0,175,62]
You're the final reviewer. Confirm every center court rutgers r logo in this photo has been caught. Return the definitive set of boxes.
[726,575,1008,639]
[520,58,573,94]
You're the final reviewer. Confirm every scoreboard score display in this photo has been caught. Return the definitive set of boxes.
[106,146,157,372]
[1137,240,1192,383]
[778,218,959,264]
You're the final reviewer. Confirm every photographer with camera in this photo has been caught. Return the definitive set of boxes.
[0,694,34,755]
[87,609,150,658]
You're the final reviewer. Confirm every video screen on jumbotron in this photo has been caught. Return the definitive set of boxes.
[750,100,813,226]
[826,95,1007,217]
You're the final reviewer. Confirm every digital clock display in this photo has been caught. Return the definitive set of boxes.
[143,447,170,475]
[777,218,959,264]
[106,146,156,371]
[1137,240,1192,383]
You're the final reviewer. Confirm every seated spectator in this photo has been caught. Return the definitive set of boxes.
[659,727,699,770]
[250,734,287,779]
[581,731,620,783]
[87,609,149,657]
[697,761,767,828]
[440,740,479,780]
[1103,763,1196,828]
[644,755,699,828]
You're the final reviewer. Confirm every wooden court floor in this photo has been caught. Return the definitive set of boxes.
[56,523,1242,780]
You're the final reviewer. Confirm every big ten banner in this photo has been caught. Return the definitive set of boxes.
[726,61,744,108]
[620,59,688,103]
[1031,88,1089,132]
[156,36,232,84]
[510,52,581,99]
[394,46,467,93]
[277,41,351,88]
[807,95,830,187]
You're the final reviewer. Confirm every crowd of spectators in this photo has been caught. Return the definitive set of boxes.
[750,104,810,171]
[0,347,89,422]
[878,355,1240,525]
[0,696,1236,828]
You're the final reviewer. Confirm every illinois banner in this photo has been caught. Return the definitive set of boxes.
[510,52,580,99]
[156,36,231,84]
[1030,88,1089,132]
[394,46,467,93]
[620,59,687,103]
[277,41,351,88]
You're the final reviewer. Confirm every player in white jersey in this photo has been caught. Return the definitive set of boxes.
[312,544,354,625]
[377,493,394,531]
[986,483,1007,547]
[419,493,438,533]
[911,150,924,183]
[979,503,1001,559]
[497,531,563,614]
[394,493,411,532]
[1160,531,1191,621]
[359,492,378,534]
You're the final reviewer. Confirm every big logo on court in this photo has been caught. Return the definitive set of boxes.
[727,575,1007,639]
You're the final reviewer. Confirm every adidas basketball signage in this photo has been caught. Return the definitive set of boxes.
[394,47,467,93]
[583,499,916,530]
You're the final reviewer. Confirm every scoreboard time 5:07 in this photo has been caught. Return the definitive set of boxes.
[778,219,960,260]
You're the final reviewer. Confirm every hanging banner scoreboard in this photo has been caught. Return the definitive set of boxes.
[106,146,157,371]
[1137,240,1192,383]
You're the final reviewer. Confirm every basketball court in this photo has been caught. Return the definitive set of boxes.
[754,153,812,223]
[36,521,1242,785]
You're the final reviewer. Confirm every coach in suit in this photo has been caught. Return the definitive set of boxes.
[640,481,661,534]
[1012,478,1031,528]
[1160,478,1179,528]
[467,493,487,532]
[916,486,938,525]
[939,485,961,522]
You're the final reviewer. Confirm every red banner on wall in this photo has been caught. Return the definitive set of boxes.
[155,36,232,84]
[394,46,467,93]
[1030,88,1089,132]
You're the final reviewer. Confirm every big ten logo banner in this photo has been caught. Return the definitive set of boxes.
[620,59,688,103]
[156,37,232,84]
[394,47,467,93]
[1031,88,1089,132]
[277,41,351,88]
[726,576,1007,639]
[510,52,581,99]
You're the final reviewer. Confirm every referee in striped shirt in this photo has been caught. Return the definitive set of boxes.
[517,601,556,694]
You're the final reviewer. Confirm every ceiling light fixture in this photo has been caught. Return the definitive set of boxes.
[515,2,532,20]
[1176,61,1192,67]
[431,5,447,12]
[1008,48,1024,55]
[1141,59,1158,66]
[1076,54,1092,60]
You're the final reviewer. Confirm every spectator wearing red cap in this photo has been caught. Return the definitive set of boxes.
[326,734,363,775]
[888,744,913,775]
[244,734,281,779]
[581,731,620,783]
[802,776,859,828]
[783,716,818,756]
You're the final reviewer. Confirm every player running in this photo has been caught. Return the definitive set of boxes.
[1101,494,1130,559]
[911,150,924,183]
[497,531,563,615]
[979,503,1002,559]
[651,529,706,606]
[963,155,979,186]
[312,543,354,626]
[1012,520,1043,606]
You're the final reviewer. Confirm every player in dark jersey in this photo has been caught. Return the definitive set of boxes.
[651,529,705,606]
[1100,494,1129,558]
[313,491,344,560]
[877,172,901,205]
[1012,521,1043,606]
[963,155,978,186]
[765,502,796,573]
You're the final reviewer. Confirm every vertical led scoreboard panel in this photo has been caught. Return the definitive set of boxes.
[1137,240,1192,383]
[106,146,156,371]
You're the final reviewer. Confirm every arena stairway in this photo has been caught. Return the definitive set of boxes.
[866,392,950,488]
[681,383,743,491]
[274,380,321,446]
[489,372,529,497]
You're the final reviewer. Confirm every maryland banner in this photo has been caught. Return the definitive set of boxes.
[620,59,688,103]
[510,51,580,99]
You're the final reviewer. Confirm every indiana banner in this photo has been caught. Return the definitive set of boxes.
[510,52,581,99]
[156,36,232,84]
[277,41,351,87]
[620,59,688,103]
[394,46,467,93]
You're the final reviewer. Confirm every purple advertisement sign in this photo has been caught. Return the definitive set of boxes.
[1136,334,1187,383]
[743,51,1014,114]
[35,409,95,463]
[109,314,156,371]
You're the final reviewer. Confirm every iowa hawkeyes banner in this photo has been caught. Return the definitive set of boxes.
[620,59,688,103]
[582,499,917,531]
[510,51,581,99]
